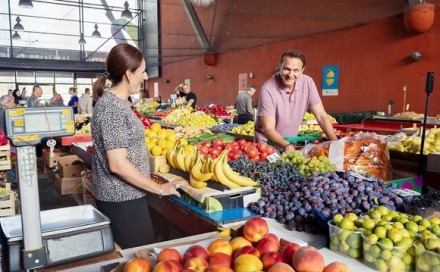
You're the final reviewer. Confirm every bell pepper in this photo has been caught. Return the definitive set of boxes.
[140,116,152,128]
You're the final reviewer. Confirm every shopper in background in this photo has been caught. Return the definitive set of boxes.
[50,90,64,106]
[67,87,79,114]
[0,94,15,130]
[78,87,93,114]
[235,85,257,124]
[92,43,185,249]
[21,87,28,101]
[255,50,337,152]
[12,89,21,105]
[27,85,43,107]
[174,83,197,108]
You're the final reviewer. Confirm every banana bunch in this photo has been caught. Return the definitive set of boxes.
[166,143,258,189]
[388,128,440,154]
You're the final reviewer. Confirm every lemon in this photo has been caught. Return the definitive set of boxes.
[161,147,169,156]
[375,226,387,239]
[339,218,355,230]
[150,145,162,156]
[144,128,151,135]
[157,139,168,149]
[413,215,423,223]
[346,213,358,221]
[363,219,376,230]
[146,131,158,139]
[146,141,155,150]
[157,130,167,139]
[367,233,379,244]
[405,221,419,233]
[347,233,362,249]
[150,123,162,132]
[166,134,178,143]
[387,228,403,243]
[393,222,404,229]
[333,214,344,224]
[379,238,394,250]
[374,259,388,271]
[381,249,392,260]
[370,210,382,220]
[376,206,390,216]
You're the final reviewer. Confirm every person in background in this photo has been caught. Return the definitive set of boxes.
[255,50,337,152]
[91,43,184,249]
[235,85,257,124]
[0,95,15,132]
[12,89,21,105]
[27,85,43,107]
[156,95,162,104]
[67,87,79,114]
[78,87,93,114]
[21,87,27,100]
[174,83,197,108]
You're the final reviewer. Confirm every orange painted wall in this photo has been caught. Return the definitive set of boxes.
[147,12,440,116]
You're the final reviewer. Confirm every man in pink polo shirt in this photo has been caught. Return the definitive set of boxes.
[255,50,337,152]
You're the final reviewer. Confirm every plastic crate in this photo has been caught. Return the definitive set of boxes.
[0,184,15,217]
[328,220,363,259]
[362,233,415,272]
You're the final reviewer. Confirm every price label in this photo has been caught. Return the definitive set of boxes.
[13,119,24,127]
[13,134,39,143]
[9,108,25,116]
[62,109,71,115]
[266,152,280,163]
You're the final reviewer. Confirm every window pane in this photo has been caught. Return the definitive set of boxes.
[16,71,35,83]
[36,72,55,84]
[55,73,73,84]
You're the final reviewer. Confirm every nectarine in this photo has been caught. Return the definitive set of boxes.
[158,248,182,264]
[292,246,324,272]
[233,245,260,259]
[323,261,350,272]
[206,265,233,272]
[234,254,263,272]
[281,243,301,264]
[183,245,210,263]
[124,257,151,272]
[261,252,283,271]
[183,257,209,272]
[268,262,296,272]
[152,260,183,272]
[229,236,252,254]
[207,238,233,256]
[208,252,232,267]
[256,237,280,256]
[243,217,269,243]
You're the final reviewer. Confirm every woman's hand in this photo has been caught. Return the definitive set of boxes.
[160,180,188,197]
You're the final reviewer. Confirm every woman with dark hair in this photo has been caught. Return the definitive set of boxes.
[91,43,184,249]
[12,89,21,105]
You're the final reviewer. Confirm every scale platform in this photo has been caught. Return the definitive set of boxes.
[0,205,115,271]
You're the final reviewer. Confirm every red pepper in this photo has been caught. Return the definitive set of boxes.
[140,116,152,128]
[134,110,141,119]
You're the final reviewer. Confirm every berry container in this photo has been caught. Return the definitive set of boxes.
[328,220,363,259]
[362,233,415,272]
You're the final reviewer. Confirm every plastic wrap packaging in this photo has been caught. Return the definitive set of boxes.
[302,132,392,181]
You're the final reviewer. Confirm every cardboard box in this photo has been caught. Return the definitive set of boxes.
[54,173,82,195]
[57,155,84,178]
[427,152,440,173]
[43,148,69,168]
[0,155,11,171]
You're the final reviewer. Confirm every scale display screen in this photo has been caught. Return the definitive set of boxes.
[4,107,75,146]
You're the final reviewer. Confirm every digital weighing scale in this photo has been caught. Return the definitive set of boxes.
[0,107,114,271]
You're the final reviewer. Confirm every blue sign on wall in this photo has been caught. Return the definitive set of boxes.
[322,65,339,96]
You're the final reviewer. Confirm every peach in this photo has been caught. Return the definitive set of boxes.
[268,262,296,272]
[207,238,233,256]
[256,237,280,256]
[233,245,260,259]
[261,252,283,271]
[263,233,279,244]
[243,217,269,243]
[323,262,350,272]
[183,257,209,272]
[234,254,263,272]
[281,243,301,264]
[153,260,183,272]
[183,245,210,263]
[158,248,183,264]
[208,252,232,268]
[206,265,233,272]
[229,236,252,254]
[291,246,324,272]
[123,256,151,272]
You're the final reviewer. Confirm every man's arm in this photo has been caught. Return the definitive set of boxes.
[246,97,254,116]
[310,103,337,140]
[260,116,291,149]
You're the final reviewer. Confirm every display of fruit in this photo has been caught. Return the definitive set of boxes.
[230,121,254,136]
[128,217,351,272]
[328,214,364,259]
[123,256,151,272]
[303,112,337,123]
[388,127,440,154]
[280,150,337,177]
[163,107,218,128]
[210,123,240,132]
[187,132,235,145]
[145,123,178,158]
[173,125,212,138]
[414,232,440,272]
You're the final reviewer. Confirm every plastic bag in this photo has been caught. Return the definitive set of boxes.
[302,132,392,180]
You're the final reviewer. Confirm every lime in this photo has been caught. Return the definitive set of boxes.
[398,216,410,224]
[363,219,376,230]
[418,225,426,233]
[388,256,405,272]
[339,218,355,230]
[416,255,431,271]
[425,237,440,251]
[381,249,392,260]
[377,205,390,216]
[374,259,388,272]
[402,252,413,265]
[348,248,361,258]
[367,233,379,244]
[377,220,388,226]
[414,241,426,255]
[379,238,393,250]
[346,213,358,221]
[387,228,403,244]
[339,229,351,240]
[428,255,440,266]
[339,241,350,253]
[204,197,223,212]
[370,244,381,258]
[382,214,393,222]
[413,215,423,223]
[375,226,387,239]
[388,210,400,219]
[347,233,362,249]
[405,221,419,233]
[333,214,344,224]
[430,217,440,225]
[392,222,404,229]
[330,233,340,245]
[370,210,382,220]
[364,252,374,263]
[420,219,432,229]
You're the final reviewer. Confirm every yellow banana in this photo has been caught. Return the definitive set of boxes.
[176,146,186,171]
[202,157,212,174]
[190,158,213,182]
[221,154,257,187]
[214,152,240,189]
[190,173,208,189]
[184,149,195,172]
[166,143,178,168]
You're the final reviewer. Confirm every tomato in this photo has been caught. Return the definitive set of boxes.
[229,152,240,161]
[259,151,268,161]
[212,144,224,151]
[241,143,250,152]
[213,138,224,146]
[209,148,221,157]
[199,145,210,154]
[202,141,212,148]
[231,145,240,152]
[237,139,247,146]
[246,146,259,159]
[224,144,234,152]
[249,142,258,147]
[123,257,151,272]
[256,143,269,153]
[267,145,276,155]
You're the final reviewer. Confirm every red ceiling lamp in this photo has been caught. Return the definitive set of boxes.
[203,52,217,66]
[404,2,435,33]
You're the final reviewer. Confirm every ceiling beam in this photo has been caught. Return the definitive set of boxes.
[180,0,210,51]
